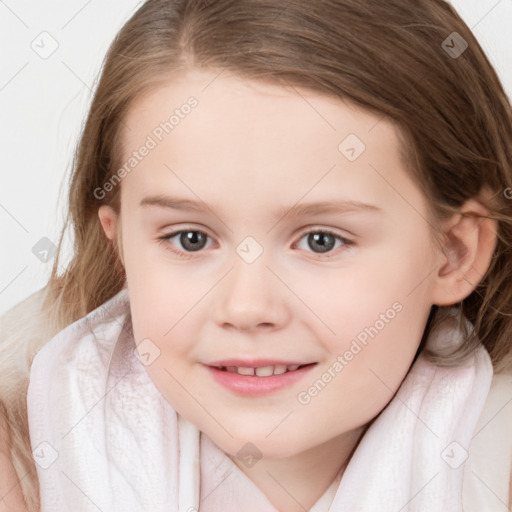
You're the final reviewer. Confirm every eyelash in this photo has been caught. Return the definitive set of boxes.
[157,227,354,259]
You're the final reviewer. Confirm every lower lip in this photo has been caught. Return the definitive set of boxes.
[205,364,316,396]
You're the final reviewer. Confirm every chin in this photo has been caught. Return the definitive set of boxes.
[207,427,305,461]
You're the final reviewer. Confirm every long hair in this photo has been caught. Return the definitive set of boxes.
[46,0,512,368]
[6,0,512,507]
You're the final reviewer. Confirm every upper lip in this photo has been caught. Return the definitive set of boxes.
[207,359,316,368]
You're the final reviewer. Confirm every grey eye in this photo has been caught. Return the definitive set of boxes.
[161,230,211,252]
[306,232,337,253]
[296,231,348,255]
[178,231,208,251]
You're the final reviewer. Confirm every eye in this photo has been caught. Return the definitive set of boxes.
[158,227,354,259]
[158,229,213,257]
[295,229,353,256]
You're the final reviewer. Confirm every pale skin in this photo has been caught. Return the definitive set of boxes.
[95,67,498,510]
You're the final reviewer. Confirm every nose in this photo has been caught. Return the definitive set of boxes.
[214,253,291,332]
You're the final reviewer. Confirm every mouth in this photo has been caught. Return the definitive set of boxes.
[211,363,316,376]
[204,360,318,396]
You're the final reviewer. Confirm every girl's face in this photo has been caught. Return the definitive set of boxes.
[100,68,444,459]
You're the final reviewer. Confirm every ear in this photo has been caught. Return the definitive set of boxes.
[98,205,118,240]
[98,205,124,265]
[430,198,497,306]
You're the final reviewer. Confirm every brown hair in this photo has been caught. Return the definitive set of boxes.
[6,0,510,507]
[45,0,512,370]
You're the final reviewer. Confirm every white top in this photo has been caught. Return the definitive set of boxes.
[26,287,509,511]
[463,370,512,511]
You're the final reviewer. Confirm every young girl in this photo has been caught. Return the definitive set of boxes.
[2,0,512,510]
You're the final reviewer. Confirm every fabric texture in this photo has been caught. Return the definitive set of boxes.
[462,369,512,511]
[27,287,494,511]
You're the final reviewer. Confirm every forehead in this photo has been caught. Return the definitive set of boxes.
[121,68,399,152]
[117,68,422,219]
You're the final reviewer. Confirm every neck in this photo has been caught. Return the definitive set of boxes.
[230,426,365,512]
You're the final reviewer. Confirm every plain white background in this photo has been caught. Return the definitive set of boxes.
[1,0,511,315]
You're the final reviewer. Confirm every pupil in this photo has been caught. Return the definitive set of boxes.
[309,233,335,253]
[180,231,206,251]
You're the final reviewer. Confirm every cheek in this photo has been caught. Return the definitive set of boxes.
[128,288,199,367]
[307,241,433,401]
[298,302,428,435]
[290,242,433,348]
[121,223,203,343]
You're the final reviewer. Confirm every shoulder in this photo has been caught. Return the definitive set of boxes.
[0,287,52,512]
[0,286,51,376]
[463,368,512,511]
[0,403,28,512]
[0,286,53,414]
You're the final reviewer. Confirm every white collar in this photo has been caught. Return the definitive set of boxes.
[28,288,493,511]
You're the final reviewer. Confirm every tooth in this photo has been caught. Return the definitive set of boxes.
[255,366,274,377]
[273,364,287,375]
[237,367,255,376]
[287,365,299,371]
[226,366,238,373]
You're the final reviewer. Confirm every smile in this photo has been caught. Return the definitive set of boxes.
[219,364,307,376]
[205,361,317,396]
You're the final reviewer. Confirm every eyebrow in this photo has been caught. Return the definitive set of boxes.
[139,194,382,219]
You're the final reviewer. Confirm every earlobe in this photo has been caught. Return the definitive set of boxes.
[98,205,118,241]
[430,198,497,307]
